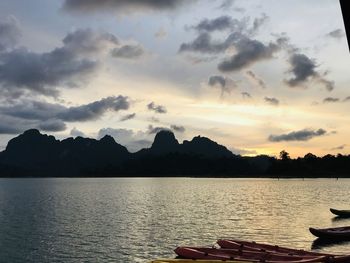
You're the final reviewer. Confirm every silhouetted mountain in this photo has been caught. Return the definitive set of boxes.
[0,129,349,177]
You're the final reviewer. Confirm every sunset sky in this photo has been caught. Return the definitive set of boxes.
[0,0,348,157]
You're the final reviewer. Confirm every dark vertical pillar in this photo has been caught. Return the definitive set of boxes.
[340,0,350,51]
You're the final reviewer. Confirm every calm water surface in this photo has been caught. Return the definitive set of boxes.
[1,178,350,262]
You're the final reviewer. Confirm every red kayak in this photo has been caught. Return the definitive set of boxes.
[217,239,331,257]
[309,226,350,240]
[174,247,328,263]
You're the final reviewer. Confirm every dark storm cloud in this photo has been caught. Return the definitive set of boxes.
[111,45,144,59]
[208,75,238,96]
[147,102,167,114]
[0,16,21,52]
[218,38,279,72]
[268,128,327,142]
[323,97,340,103]
[326,29,345,39]
[246,70,266,89]
[0,28,119,97]
[285,53,334,91]
[63,0,191,13]
[170,125,185,133]
[120,113,136,121]
[264,97,279,106]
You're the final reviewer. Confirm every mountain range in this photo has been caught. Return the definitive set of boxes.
[0,129,349,177]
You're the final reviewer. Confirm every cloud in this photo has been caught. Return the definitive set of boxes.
[147,102,167,113]
[251,13,269,34]
[120,113,136,121]
[323,97,340,103]
[111,44,144,59]
[155,28,167,39]
[147,124,170,134]
[0,96,129,134]
[330,144,346,151]
[326,29,345,39]
[179,32,230,54]
[63,0,191,14]
[208,75,238,96]
[0,28,119,97]
[0,15,21,52]
[268,128,327,142]
[241,92,251,98]
[343,96,350,102]
[97,127,152,152]
[246,70,266,88]
[284,53,334,91]
[218,38,280,72]
[170,125,185,133]
[264,97,279,106]
[191,15,246,32]
[70,127,86,137]
[38,120,67,132]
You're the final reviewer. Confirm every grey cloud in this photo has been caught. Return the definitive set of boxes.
[268,128,327,142]
[246,70,266,88]
[179,32,229,54]
[147,125,170,134]
[191,16,245,32]
[344,96,350,102]
[331,144,346,151]
[0,16,21,52]
[120,113,136,121]
[0,29,119,97]
[0,96,129,123]
[285,53,334,91]
[98,127,152,152]
[326,29,345,39]
[111,44,144,59]
[208,75,238,96]
[70,127,86,137]
[63,0,190,13]
[170,125,185,133]
[264,97,279,106]
[58,96,130,122]
[241,92,251,98]
[0,115,36,134]
[250,13,269,35]
[39,120,67,132]
[323,97,340,103]
[147,102,167,114]
[218,38,279,72]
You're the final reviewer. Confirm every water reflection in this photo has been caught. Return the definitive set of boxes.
[1,178,350,262]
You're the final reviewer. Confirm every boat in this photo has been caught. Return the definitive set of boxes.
[174,247,329,262]
[330,208,350,217]
[150,260,256,263]
[217,239,331,257]
[309,226,350,240]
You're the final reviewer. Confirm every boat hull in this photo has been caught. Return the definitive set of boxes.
[309,227,350,240]
[330,208,350,217]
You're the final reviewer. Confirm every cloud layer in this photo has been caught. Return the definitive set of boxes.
[268,128,327,142]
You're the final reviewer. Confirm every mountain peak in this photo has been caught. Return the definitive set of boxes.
[151,130,179,153]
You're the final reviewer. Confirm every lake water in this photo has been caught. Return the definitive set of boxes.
[1,178,350,262]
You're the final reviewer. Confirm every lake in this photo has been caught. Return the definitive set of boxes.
[1,178,350,262]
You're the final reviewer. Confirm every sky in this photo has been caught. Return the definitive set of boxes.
[0,0,349,157]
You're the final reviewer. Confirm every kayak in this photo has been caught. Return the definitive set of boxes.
[151,260,255,263]
[217,239,331,257]
[309,226,350,240]
[174,247,328,262]
[330,208,350,217]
